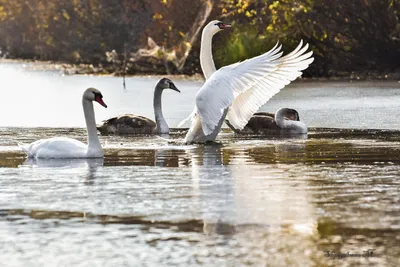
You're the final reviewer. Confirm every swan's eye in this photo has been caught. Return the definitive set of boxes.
[215,22,223,28]
[215,22,232,29]
[93,92,107,108]
[93,92,103,99]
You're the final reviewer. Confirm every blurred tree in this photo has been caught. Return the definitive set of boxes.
[0,0,152,63]
[136,0,216,73]
[215,0,400,77]
[0,0,399,77]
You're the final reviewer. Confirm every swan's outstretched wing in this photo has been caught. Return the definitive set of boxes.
[196,41,313,135]
[226,41,314,129]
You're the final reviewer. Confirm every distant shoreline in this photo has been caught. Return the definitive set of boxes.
[1,58,400,82]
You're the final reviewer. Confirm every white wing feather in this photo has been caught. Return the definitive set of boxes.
[196,43,284,135]
[226,41,314,129]
[179,43,281,129]
[196,41,313,135]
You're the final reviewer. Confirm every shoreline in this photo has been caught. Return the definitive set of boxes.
[1,58,400,82]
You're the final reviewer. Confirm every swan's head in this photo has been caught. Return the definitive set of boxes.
[288,109,300,121]
[204,20,232,35]
[275,108,300,121]
[280,108,300,121]
[157,78,180,93]
[83,88,107,108]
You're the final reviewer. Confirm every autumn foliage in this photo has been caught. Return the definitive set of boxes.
[0,0,399,78]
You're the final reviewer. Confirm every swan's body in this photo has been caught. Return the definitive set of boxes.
[98,114,157,135]
[183,21,313,143]
[227,109,307,134]
[21,88,107,158]
[24,137,94,158]
[97,78,180,135]
[226,108,307,134]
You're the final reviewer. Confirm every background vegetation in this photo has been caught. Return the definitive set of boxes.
[0,0,399,78]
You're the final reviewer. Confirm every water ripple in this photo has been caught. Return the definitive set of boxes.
[0,127,399,266]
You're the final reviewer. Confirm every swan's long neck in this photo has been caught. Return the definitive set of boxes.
[200,29,217,79]
[154,87,169,133]
[82,99,102,150]
[275,109,290,129]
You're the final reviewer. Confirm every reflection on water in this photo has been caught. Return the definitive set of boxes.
[0,128,400,266]
[23,158,104,168]
[185,144,321,265]
[23,158,104,183]
[188,145,236,235]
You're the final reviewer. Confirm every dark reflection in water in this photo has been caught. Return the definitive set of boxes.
[105,148,188,167]
[0,151,25,168]
[154,149,184,167]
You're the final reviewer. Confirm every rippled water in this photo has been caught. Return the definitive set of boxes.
[1,62,400,266]
[0,127,399,266]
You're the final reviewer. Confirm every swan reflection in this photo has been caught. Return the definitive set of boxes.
[22,158,104,183]
[23,158,104,168]
[187,145,236,235]
[187,142,317,239]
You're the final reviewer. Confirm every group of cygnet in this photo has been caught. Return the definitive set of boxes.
[21,20,313,159]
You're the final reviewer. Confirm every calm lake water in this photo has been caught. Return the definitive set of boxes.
[0,61,399,266]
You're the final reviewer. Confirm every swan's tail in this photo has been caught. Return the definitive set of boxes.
[6,137,28,154]
[177,107,197,128]
[16,141,30,155]
[19,144,29,153]
[177,116,191,128]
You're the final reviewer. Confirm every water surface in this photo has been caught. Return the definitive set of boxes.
[0,62,399,266]
[1,61,400,129]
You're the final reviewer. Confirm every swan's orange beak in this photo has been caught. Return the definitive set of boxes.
[221,23,232,29]
[95,96,107,108]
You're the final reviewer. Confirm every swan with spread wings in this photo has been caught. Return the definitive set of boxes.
[184,39,314,143]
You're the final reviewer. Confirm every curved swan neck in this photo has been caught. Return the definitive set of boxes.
[275,109,290,128]
[154,87,169,133]
[200,29,217,79]
[82,99,101,149]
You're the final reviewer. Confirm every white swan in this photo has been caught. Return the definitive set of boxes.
[178,21,231,128]
[183,20,309,136]
[226,108,307,134]
[21,88,107,158]
[184,21,314,143]
[97,78,180,135]
[200,21,232,80]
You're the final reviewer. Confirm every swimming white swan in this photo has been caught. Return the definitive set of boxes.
[183,22,314,143]
[21,88,107,158]
[97,78,180,135]
[226,108,307,134]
